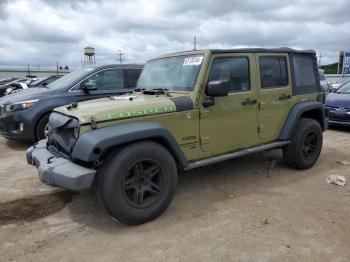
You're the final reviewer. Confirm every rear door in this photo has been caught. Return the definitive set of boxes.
[257,54,293,142]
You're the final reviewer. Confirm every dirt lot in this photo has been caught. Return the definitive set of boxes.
[0,127,349,262]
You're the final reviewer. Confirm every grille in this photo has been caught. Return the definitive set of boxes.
[48,145,67,159]
[327,106,350,112]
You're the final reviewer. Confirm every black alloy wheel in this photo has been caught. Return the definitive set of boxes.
[302,132,318,161]
[122,160,163,208]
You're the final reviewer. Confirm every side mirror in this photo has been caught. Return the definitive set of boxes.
[80,81,97,92]
[206,80,229,97]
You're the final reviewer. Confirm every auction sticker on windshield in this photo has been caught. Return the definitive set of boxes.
[183,56,203,66]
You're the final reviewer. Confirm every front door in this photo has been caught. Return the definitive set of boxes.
[257,54,293,142]
[199,54,259,153]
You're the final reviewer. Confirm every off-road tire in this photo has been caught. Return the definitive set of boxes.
[35,114,50,141]
[97,141,178,225]
[283,118,323,169]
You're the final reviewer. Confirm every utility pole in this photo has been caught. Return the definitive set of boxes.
[27,64,30,77]
[118,50,124,64]
[318,53,323,67]
[193,36,197,50]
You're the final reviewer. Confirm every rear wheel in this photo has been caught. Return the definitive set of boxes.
[97,141,178,225]
[283,118,323,169]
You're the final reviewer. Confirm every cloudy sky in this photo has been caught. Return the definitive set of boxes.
[0,0,349,69]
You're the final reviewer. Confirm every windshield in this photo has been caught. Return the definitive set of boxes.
[137,55,204,91]
[47,68,93,89]
[336,81,350,94]
[336,78,348,84]
[28,78,44,86]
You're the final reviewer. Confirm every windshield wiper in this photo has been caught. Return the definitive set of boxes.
[142,88,170,96]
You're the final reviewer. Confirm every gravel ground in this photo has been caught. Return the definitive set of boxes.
[0,127,349,262]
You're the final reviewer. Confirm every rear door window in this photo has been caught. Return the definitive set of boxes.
[259,56,288,89]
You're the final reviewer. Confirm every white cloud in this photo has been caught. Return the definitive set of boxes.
[0,0,349,68]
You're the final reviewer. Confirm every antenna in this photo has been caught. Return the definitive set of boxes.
[193,36,197,50]
[118,50,124,64]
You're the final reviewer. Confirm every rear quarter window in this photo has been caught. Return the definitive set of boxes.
[291,54,320,95]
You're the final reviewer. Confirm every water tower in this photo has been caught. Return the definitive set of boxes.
[83,47,96,67]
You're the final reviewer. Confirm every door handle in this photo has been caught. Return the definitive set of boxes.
[279,94,291,101]
[241,98,257,105]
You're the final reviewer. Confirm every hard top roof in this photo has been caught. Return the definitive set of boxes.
[210,47,315,54]
[156,48,316,59]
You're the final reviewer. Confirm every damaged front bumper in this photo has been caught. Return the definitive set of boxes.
[26,139,96,191]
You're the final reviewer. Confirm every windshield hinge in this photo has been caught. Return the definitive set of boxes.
[90,117,97,130]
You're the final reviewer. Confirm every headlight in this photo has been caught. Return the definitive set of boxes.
[4,99,39,113]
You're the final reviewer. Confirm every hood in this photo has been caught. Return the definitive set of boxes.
[325,92,350,108]
[54,93,190,124]
[0,87,55,105]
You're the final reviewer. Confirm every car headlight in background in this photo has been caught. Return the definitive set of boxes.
[4,99,39,113]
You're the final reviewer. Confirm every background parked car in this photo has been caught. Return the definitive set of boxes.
[325,80,350,126]
[318,69,329,94]
[329,79,350,92]
[28,75,63,87]
[0,78,28,97]
[0,78,19,85]
[0,64,143,141]
[5,75,63,95]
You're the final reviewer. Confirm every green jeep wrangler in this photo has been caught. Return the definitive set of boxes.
[27,48,328,224]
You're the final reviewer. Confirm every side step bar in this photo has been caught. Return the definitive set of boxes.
[184,141,290,171]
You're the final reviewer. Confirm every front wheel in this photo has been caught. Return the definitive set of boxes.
[97,141,178,225]
[35,114,50,141]
[283,118,323,169]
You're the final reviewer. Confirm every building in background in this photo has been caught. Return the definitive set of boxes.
[337,51,350,75]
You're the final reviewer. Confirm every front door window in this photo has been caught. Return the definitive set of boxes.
[82,69,124,90]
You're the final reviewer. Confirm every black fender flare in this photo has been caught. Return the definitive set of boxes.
[278,101,327,140]
[71,121,188,169]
